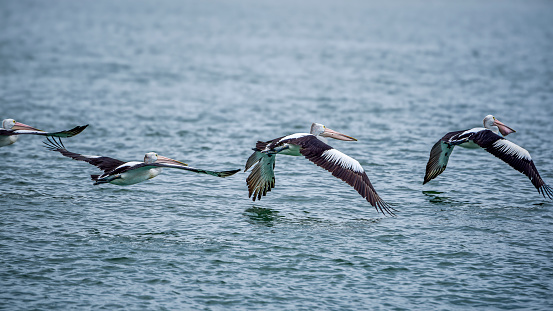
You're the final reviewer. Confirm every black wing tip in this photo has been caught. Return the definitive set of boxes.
[375,200,397,217]
[248,190,260,201]
[247,187,263,201]
[539,184,553,200]
[423,168,444,185]
[219,169,241,178]
[246,179,271,202]
[46,124,88,138]
[65,124,89,137]
[76,123,89,131]
[43,136,66,151]
[422,176,434,185]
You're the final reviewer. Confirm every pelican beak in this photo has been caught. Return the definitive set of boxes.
[12,122,42,131]
[494,119,516,136]
[321,128,357,141]
[156,155,188,166]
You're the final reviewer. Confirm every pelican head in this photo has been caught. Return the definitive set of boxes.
[310,123,357,141]
[144,152,159,164]
[144,152,188,166]
[2,119,42,131]
[483,115,515,137]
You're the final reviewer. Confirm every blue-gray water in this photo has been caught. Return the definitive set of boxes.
[1,0,553,310]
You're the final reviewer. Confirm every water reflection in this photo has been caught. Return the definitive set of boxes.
[423,190,456,205]
[243,206,283,227]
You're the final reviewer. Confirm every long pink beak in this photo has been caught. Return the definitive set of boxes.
[494,119,516,136]
[12,122,42,131]
[320,128,357,141]
[156,155,188,166]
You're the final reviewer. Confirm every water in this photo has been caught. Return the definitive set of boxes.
[1,0,553,309]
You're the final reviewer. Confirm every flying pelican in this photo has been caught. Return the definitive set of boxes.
[424,115,552,199]
[44,137,240,186]
[1,119,87,148]
[245,123,394,215]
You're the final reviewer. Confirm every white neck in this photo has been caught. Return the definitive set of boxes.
[316,135,328,144]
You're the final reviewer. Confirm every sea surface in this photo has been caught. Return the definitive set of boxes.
[1,0,553,310]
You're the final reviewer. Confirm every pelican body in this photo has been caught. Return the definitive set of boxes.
[424,115,552,199]
[44,137,240,186]
[0,119,87,147]
[245,123,394,215]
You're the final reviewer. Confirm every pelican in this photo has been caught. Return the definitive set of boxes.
[424,115,552,199]
[1,119,88,148]
[44,137,240,186]
[245,123,394,215]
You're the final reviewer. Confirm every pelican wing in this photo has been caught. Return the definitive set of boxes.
[257,137,284,152]
[471,130,553,199]
[8,125,88,137]
[423,130,467,184]
[245,151,276,201]
[285,135,394,215]
[146,162,240,178]
[43,137,126,173]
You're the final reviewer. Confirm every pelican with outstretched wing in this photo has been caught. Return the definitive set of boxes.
[44,137,240,186]
[245,123,394,216]
[1,119,87,147]
[424,115,552,199]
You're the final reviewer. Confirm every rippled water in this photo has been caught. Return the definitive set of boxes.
[1,0,553,309]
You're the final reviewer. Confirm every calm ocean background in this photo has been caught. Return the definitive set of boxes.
[1,0,553,310]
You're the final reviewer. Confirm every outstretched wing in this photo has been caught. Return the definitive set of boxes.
[9,125,88,137]
[423,130,467,184]
[43,137,126,173]
[471,130,553,199]
[245,150,276,201]
[147,162,240,178]
[285,135,394,215]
